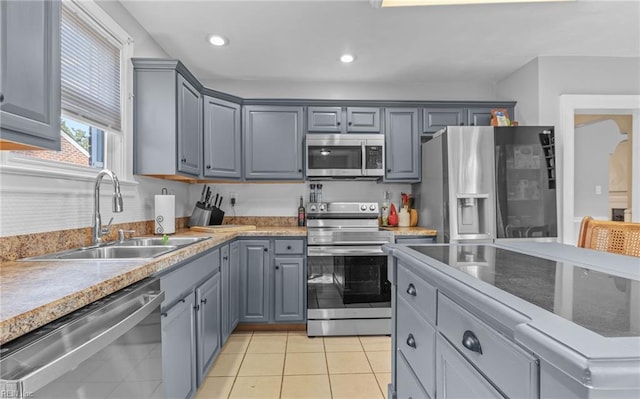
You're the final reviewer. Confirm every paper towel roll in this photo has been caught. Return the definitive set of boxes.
[155,195,175,234]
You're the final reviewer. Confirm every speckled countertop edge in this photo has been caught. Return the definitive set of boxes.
[379,226,437,236]
[0,227,307,344]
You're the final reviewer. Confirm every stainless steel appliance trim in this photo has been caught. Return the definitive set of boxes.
[0,282,164,396]
[306,133,384,147]
[307,318,391,337]
[306,134,385,178]
[307,219,380,228]
[307,245,386,256]
[308,307,391,319]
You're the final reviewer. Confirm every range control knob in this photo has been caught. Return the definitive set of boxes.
[310,205,317,212]
[319,204,327,211]
[369,204,377,211]
[360,204,367,211]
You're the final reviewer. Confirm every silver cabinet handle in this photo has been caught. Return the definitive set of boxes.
[406,284,417,296]
[462,330,483,354]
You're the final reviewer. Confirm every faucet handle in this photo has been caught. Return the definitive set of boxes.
[101,217,114,235]
[118,229,136,242]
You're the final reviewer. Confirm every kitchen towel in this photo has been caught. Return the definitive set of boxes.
[155,190,175,234]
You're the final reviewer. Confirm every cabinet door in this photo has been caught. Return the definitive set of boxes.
[196,272,221,384]
[161,296,196,399]
[177,74,202,176]
[467,107,493,127]
[239,240,270,322]
[436,334,502,399]
[385,108,420,181]
[307,106,342,132]
[347,107,381,133]
[220,245,230,344]
[244,106,304,180]
[422,108,464,134]
[203,96,241,179]
[0,0,61,150]
[229,241,241,330]
[274,257,305,322]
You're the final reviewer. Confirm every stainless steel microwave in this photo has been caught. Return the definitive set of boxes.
[306,134,384,178]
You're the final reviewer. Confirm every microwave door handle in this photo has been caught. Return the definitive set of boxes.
[361,142,366,176]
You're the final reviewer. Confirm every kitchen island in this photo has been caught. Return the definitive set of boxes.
[384,241,640,398]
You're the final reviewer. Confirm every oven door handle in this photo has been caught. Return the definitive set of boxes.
[307,246,385,256]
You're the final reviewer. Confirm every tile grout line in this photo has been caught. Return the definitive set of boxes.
[228,331,253,399]
[322,335,334,399]
[360,336,386,399]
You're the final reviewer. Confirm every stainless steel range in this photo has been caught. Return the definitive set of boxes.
[306,202,394,336]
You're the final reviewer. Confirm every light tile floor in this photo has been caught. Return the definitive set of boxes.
[196,331,392,399]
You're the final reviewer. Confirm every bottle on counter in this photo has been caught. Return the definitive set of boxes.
[381,190,390,226]
[298,196,306,226]
[309,184,316,203]
[316,184,323,203]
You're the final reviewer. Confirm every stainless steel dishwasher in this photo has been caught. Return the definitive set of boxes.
[0,277,164,399]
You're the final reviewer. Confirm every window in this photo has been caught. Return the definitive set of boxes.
[9,0,130,176]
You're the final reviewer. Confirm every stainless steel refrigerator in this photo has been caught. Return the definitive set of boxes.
[412,126,557,243]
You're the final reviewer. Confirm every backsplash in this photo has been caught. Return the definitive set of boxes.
[0,216,297,262]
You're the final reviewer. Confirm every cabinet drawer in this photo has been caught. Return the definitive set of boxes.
[161,249,220,306]
[397,264,437,324]
[397,296,435,398]
[396,351,431,399]
[274,239,304,255]
[438,294,538,399]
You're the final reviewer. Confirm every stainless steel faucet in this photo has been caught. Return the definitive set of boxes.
[93,169,124,244]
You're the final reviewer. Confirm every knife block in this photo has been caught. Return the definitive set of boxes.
[209,207,225,225]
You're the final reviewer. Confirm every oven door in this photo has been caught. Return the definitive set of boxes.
[307,246,391,310]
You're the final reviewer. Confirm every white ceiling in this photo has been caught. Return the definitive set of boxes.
[120,0,640,86]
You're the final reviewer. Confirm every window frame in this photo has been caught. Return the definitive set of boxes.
[0,0,135,184]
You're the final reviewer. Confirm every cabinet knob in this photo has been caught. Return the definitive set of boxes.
[462,330,483,354]
[287,245,292,250]
[275,265,280,270]
[201,298,207,305]
[406,333,417,349]
[336,122,341,126]
[0,93,4,103]
[194,304,200,311]
[348,121,352,126]
[206,165,211,169]
[298,169,302,173]
[223,256,228,260]
[181,158,187,163]
[387,168,391,173]
[406,284,417,296]
[264,248,268,252]
[470,123,475,126]
[459,123,464,126]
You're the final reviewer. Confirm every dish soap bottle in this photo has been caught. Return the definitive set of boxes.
[298,196,306,226]
[381,190,390,226]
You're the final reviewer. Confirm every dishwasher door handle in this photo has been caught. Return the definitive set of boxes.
[2,290,165,396]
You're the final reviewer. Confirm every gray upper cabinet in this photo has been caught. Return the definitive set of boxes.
[307,106,381,133]
[422,105,516,135]
[307,106,342,132]
[203,96,242,179]
[243,106,304,180]
[385,108,420,182]
[133,59,203,178]
[0,0,61,150]
[177,74,202,175]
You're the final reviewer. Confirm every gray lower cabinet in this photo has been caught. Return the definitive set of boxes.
[196,272,221,385]
[239,240,270,322]
[160,248,221,398]
[221,242,240,344]
[161,293,196,399]
[435,334,502,399]
[239,238,306,324]
[274,257,305,322]
[384,108,420,181]
[203,96,242,179]
[243,105,304,180]
[133,59,203,178]
[0,0,61,150]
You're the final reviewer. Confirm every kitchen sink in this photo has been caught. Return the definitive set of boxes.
[120,236,209,247]
[24,245,178,261]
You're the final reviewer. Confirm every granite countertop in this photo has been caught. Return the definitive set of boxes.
[379,226,437,236]
[0,227,306,344]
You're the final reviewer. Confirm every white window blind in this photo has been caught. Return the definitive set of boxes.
[61,4,121,132]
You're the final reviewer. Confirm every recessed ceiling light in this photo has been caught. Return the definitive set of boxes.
[207,34,228,47]
[340,54,355,63]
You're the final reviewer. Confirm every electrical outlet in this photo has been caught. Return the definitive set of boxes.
[230,192,238,205]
